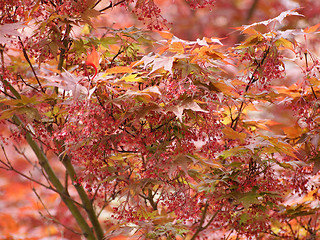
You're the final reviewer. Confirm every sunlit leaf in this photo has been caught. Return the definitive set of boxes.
[157,30,173,39]
[236,34,264,49]
[222,127,246,143]
[275,37,294,51]
[120,74,144,82]
[304,23,320,33]
[104,66,134,75]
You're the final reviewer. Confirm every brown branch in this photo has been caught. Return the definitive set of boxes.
[65,170,70,194]
[285,220,298,240]
[47,0,57,8]
[91,182,102,203]
[304,52,318,100]
[0,43,5,74]
[190,203,220,240]
[92,0,102,8]
[0,88,15,99]
[266,229,289,239]
[246,0,259,23]
[147,188,158,210]
[109,47,125,68]
[61,155,104,240]
[58,23,72,71]
[12,115,97,240]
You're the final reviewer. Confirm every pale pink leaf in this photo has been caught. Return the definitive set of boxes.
[196,37,209,47]
[151,56,174,74]
[0,22,25,43]
[242,9,303,31]
[45,71,88,100]
[169,98,208,122]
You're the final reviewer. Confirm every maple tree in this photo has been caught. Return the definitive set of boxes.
[1,0,320,239]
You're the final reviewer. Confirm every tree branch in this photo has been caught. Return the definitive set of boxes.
[58,24,72,71]
[190,203,220,240]
[245,0,259,23]
[12,115,97,240]
[62,155,105,240]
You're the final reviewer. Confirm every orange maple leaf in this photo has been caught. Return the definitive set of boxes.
[85,46,99,79]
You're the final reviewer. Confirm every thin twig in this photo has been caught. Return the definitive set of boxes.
[17,74,40,92]
[109,47,125,68]
[0,88,15,99]
[91,182,102,203]
[97,202,109,218]
[0,75,16,99]
[231,47,270,130]
[33,188,82,235]
[224,230,234,240]
[285,220,297,239]
[92,0,102,8]
[18,37,45,92]
[0,145,51,190]
[99,0,126,12]
[0,155,83,208]
[48,0,57,8]
[13,144,39,168]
